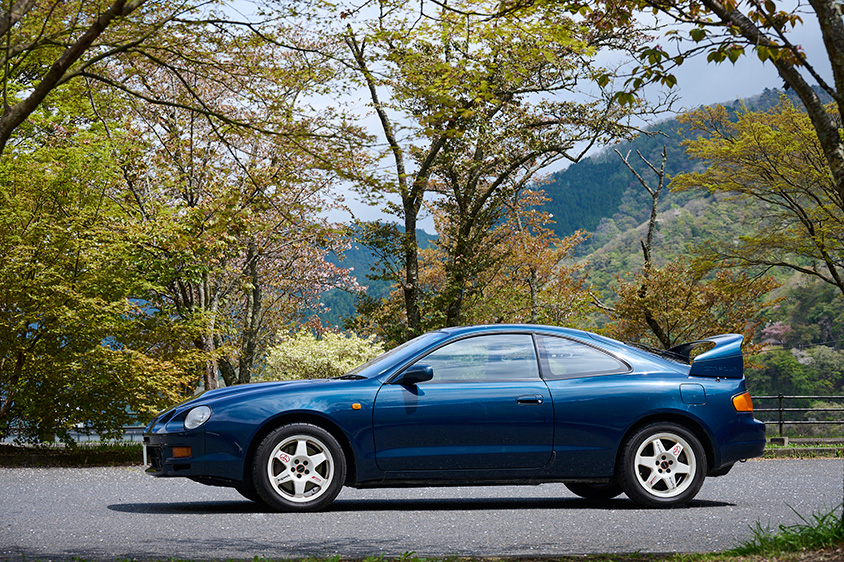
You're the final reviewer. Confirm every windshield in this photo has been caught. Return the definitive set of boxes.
[343,331,449,379]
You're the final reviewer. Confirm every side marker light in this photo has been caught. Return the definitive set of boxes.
[732,392,754,412]
[172,446,192,458]
[352,403,362,410]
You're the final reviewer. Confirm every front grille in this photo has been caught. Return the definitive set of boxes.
[146,445,163,470]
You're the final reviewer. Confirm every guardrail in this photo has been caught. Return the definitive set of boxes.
[754,395,844,436]
[71,425,147,442]
[1,425,146,444]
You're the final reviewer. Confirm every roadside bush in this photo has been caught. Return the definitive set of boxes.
[261,331,384,381]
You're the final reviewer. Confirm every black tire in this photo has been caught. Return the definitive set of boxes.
[235,484,264,504]
[617,422,706,508]
[253,423,346,512]
[564,481,624,500]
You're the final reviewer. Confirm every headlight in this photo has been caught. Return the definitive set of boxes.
[184,406,211,430]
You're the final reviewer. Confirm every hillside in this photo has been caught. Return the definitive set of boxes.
[542,86,832,251]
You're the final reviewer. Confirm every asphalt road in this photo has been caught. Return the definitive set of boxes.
[1,459,842,561]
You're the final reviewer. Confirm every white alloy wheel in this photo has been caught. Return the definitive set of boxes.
[618,422,706,508]
[253,423,346,512]
[267,433,335,503]
[633,432,696,498]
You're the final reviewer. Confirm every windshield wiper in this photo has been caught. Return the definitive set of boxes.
[333,374,367,380]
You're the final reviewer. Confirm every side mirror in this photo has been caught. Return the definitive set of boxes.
[395,364,433,386]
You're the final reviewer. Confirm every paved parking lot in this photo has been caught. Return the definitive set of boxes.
[1,458,842,561]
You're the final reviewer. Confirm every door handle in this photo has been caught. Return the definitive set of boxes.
[516,394,544,405]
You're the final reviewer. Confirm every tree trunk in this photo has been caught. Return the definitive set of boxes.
[199,272,218,390]
[238,238,261,385]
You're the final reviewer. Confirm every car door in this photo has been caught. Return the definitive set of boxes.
[373,333,553,471]
[534,334,633,477]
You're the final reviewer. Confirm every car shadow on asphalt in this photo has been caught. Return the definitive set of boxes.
[107,496,733,514]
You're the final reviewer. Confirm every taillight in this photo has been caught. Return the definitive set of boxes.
[732,392,754,412]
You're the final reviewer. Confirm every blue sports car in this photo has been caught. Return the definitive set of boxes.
[143,325,765,510]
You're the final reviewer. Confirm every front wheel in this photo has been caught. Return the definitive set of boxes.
[253,423,346,512]
[235,484,264,504]
[617,422,706,508]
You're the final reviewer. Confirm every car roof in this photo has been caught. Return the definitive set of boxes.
[437,323,598,339]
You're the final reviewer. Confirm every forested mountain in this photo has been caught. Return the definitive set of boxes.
[542,87,833,249]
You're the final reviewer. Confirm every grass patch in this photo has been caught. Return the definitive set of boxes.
[0,441,143,467]
[727,504,844,556]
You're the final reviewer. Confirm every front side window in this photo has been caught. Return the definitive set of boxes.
[411,334,540,383]
[536,335,629,380]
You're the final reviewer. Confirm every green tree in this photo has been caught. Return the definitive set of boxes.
[338,0,652,339]
[745,349,820,396]
[0,113,193,443]
[672,99,844,297]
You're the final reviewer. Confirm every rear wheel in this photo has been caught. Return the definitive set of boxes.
[253,423,346,512]
[564,481,623,500]
[617,422,706,508]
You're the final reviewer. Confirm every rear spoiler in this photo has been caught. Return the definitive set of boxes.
[666,334,744,379]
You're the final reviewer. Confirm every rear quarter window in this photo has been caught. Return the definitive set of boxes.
[536,335,630,380]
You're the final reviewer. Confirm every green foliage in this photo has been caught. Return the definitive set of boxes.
[745,349,822,397]
[673,98,844,296]
[762,280,844,349]
[0,118,194,444]
[262,331,384,381]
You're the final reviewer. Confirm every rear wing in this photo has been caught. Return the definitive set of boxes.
[666,334,744,379]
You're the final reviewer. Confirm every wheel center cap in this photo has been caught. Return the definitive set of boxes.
[660,461,671,469]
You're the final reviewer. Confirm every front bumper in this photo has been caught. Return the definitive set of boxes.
[143,430,206,477]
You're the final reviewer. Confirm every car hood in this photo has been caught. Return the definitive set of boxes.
[187,379,343,406]
[147,379,348,431]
